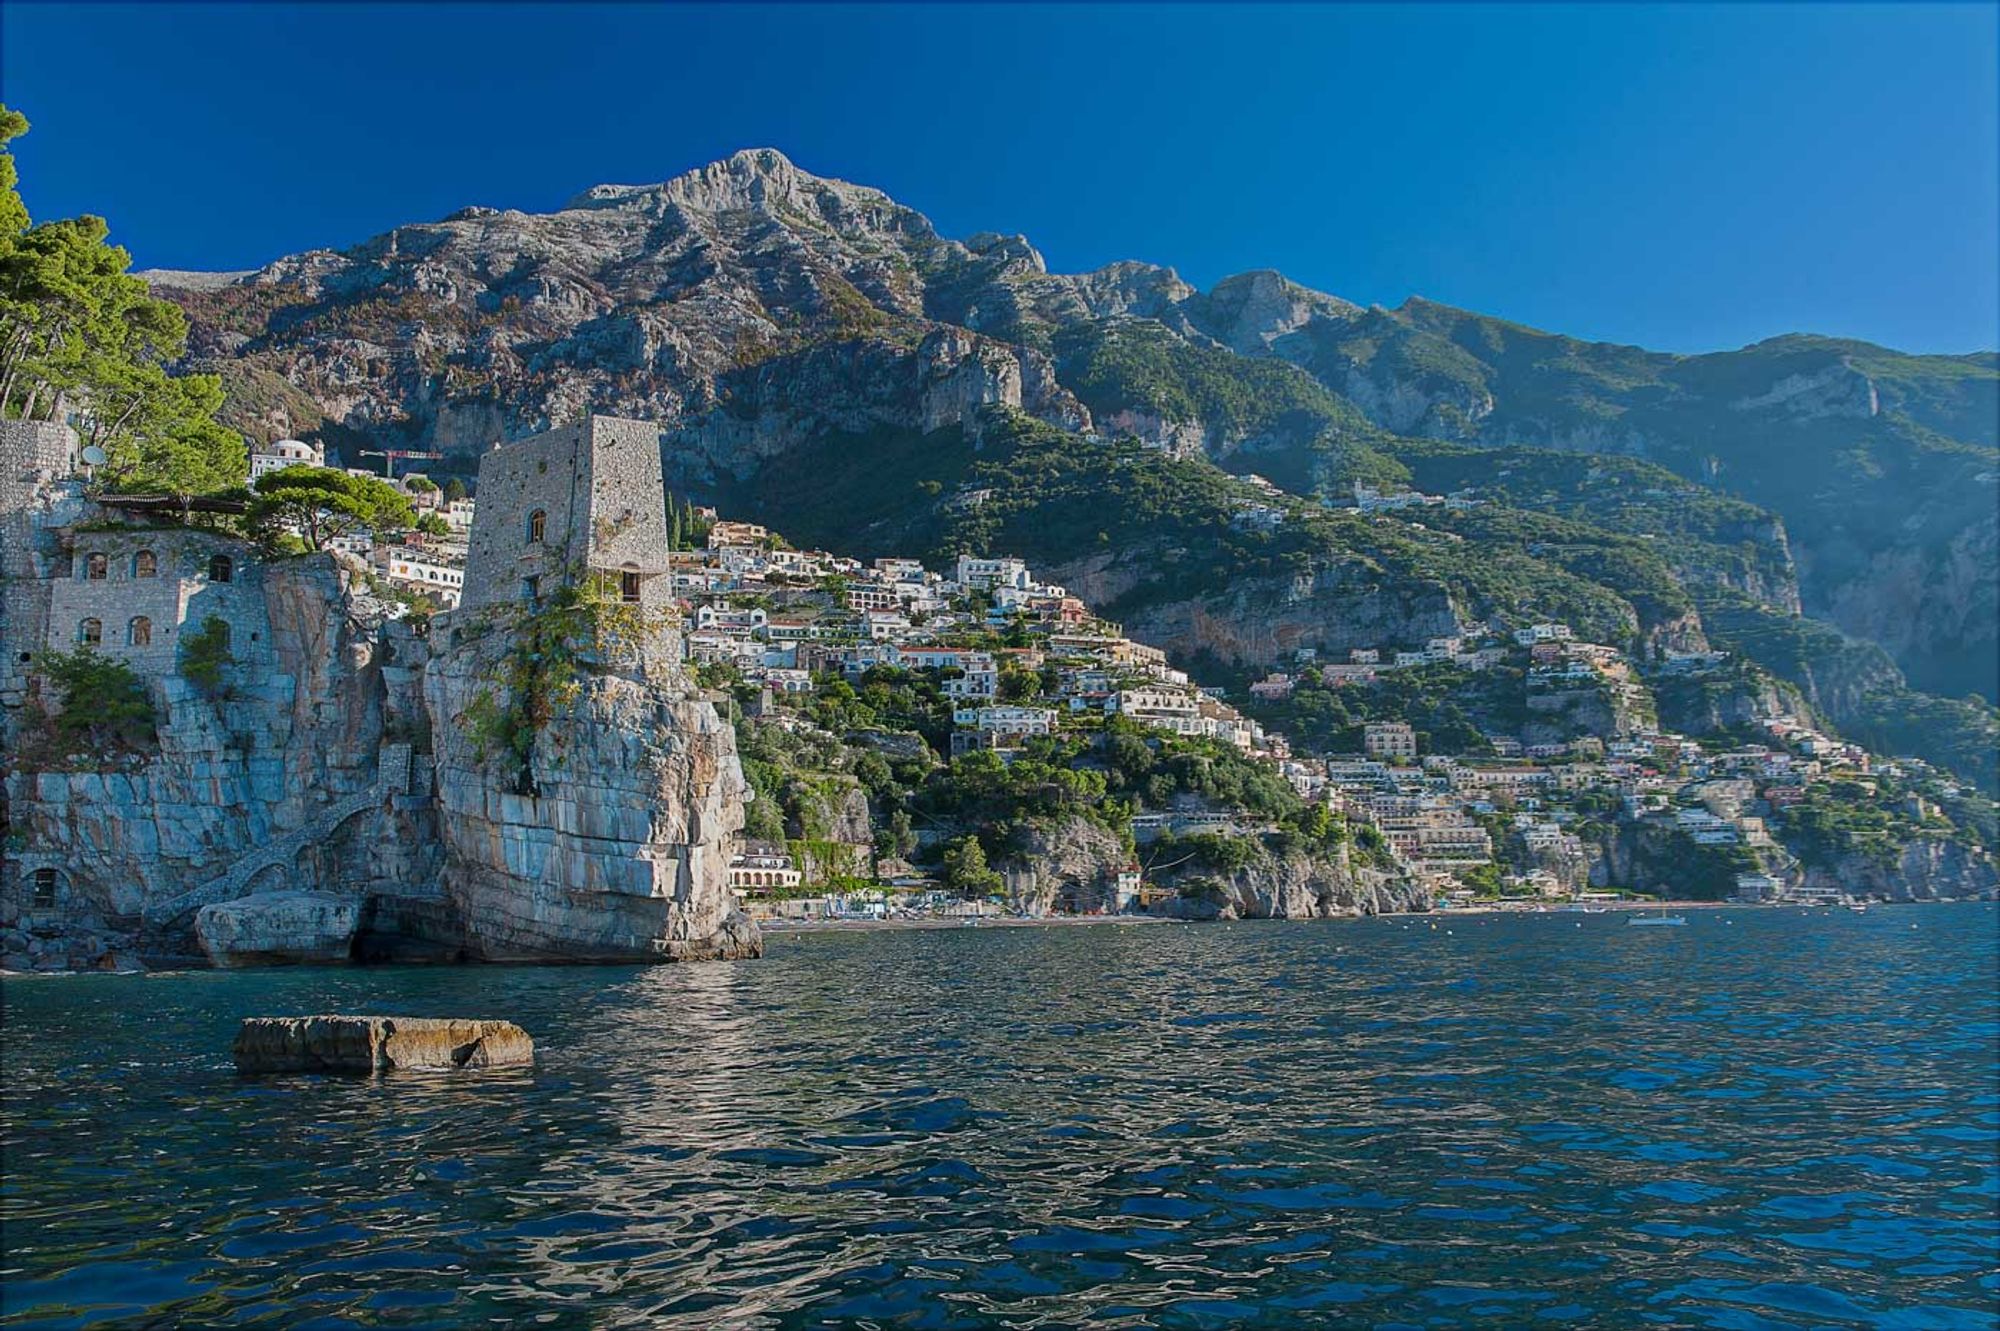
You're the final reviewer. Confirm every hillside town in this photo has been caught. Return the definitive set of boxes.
[632,505,1940,924]
[251,421,1956,925]
[6,420,1983,959]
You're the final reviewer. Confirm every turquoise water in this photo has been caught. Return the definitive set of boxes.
[3,906,1997,1329]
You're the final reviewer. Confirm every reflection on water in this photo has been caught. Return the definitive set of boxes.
[3,906,1996,1328]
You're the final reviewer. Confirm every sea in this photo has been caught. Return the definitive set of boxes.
[2,905,1996,1329]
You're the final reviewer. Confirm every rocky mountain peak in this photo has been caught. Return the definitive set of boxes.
[1197,268,1360,354]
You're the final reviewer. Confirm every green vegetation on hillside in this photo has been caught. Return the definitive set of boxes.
[1053,319,1407,493]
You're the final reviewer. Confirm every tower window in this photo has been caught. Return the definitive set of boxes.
[32,869,57,908]
[129,616,152,647]
[208,555,234,583]
[527,510,547,544]
[620,569,641,604]
[133,550,157,578]
[85,553,107,580]
[78,618,101,647]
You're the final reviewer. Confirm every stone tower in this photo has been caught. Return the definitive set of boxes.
[459,416,673,618]
[0,420,80,710]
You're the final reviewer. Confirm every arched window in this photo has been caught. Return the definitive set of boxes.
[78,618,101,647]
[133,550,158,578]
[209,554,233,583]
[128,616,152,647]
[620,568,641,604]
[527,509,547,544]
[84,553,107,580]
[32,869,57,908]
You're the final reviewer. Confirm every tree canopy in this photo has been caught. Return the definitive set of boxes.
[0,105,246,498]
[249,465,414,550]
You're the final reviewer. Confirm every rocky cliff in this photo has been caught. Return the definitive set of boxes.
[422,616,759,963]
[3,531,759,969]
[998,817,1129,915]
[1164,843,1430,920]
[1059,555,1466,671]
[4,555,386,943]
[1797,838,1998,903]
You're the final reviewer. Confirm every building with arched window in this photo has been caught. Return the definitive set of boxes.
[461,417,672,624]
[77,617,101,646]
[41,528,268,672]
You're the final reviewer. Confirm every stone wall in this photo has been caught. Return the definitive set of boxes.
[461,421,593,614]
[0,420,81,706]
[45,528,271,672]
[461,415,674,618]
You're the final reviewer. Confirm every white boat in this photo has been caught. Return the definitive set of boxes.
[1628,906,1688,927]
[1846,902,1869,914]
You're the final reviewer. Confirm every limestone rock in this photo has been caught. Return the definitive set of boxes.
[196,891,361,967]
[998,817,1128,915]
[423,620,762,963]
[234,1015,533,1073]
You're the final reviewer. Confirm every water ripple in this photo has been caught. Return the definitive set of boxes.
[3,905,1996,1328]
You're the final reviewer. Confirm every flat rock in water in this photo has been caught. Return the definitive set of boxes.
[234,1015,534,1074]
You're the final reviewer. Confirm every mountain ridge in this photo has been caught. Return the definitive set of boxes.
[138,148,1999,716]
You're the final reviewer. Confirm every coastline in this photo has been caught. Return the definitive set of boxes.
[759,913,1181,935]
[757,897,1877,935]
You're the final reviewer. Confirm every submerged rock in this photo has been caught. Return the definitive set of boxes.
[196,892,361,967]
[234,1015,534,1073]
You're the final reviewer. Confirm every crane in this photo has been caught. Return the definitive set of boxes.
[358,448,443,481]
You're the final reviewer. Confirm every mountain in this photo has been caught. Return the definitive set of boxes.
[143,148,1999,789]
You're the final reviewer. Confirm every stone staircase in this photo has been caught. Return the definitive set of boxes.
[144,743,417,929]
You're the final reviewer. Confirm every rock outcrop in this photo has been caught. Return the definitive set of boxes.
[1207,844,1430,919]
[1058,554,1466,670]
[998,818,1129,915]
[1798,839,1999,903]
[423,622,759,963]
[196,892,361,967]
[234,1015,534,1073]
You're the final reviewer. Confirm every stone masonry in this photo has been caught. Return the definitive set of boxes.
[0,420,82,707]
[460,416,675,619]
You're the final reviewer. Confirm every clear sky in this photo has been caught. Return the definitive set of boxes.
[2,3,1995,354]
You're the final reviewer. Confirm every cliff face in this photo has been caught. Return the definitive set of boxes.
[1799,840,1999,903]
[4,555,385,928]
[1061,556,1464,670]
[422,623,759,963]
[1172,844,1430,920]
[998,817,1128,915]
[3,526,760,968]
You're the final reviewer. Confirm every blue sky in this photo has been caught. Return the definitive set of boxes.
[2,3,1994,353]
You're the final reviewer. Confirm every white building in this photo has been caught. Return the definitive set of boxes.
[381,550,465,607]
[248,437,324,481]
[955,554,1031,592]
[954,705,1056,735]
[1364,721,1418,760]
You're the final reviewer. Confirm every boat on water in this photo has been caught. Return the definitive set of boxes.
[1560,903,1610,914]
[1847,902,1870,914]
[1628,906,1688,927]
